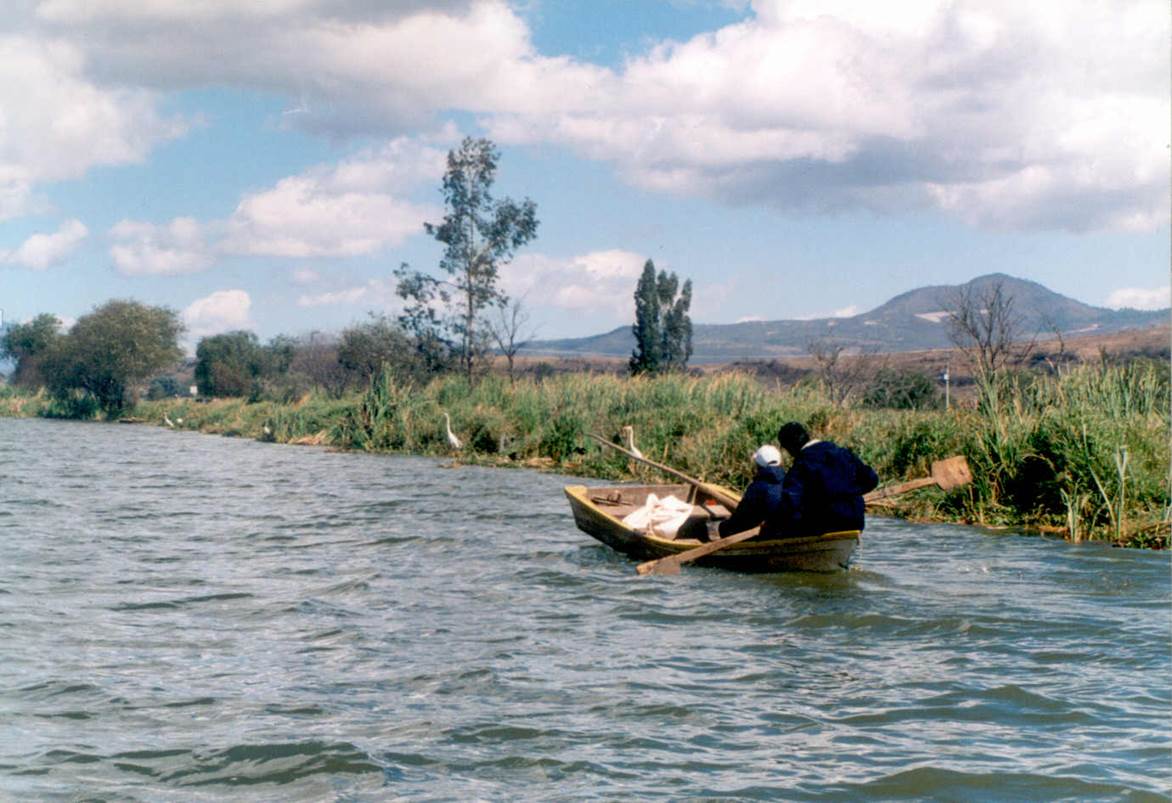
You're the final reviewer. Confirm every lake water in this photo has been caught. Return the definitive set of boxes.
[1,417,1169,801]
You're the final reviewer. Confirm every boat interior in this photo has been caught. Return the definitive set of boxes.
[586,483,734,543]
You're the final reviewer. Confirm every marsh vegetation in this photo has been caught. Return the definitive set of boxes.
[101,358,1168,549]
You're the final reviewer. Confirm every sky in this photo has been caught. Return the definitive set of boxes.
[0,0,1169,347]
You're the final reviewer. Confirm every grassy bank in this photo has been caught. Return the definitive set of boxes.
[5,363,1169,548]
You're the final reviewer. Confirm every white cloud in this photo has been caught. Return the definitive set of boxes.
[736,315,765,323]
[109,217,215,276]
[831,305,859,318]
[292,268,321,284]
[12,0,1169,233]
[0,35,185,221]
[1105,286,1170,311]
[222,133,447,256]
[295,277,398,308]
[488,0,1169,232]
[222,136,446,258]
[182,289,254,339]
[107,135,444,273]
[2,219,88,269]
[502,249,649,321]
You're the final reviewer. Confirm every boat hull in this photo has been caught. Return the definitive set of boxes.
[564,483,858,573]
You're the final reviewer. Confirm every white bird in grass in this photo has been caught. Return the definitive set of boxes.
[163,414,175,428]
[621,425,643,459]
[443,412,463,450]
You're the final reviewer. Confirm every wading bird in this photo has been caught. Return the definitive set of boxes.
[621,425,643,460]
[443,412,463,451]
[163,414,175,428]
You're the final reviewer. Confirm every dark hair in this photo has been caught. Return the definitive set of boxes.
[777,421,810,455]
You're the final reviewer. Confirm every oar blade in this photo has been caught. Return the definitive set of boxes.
[931,456,972,490]
[637,556,681,575]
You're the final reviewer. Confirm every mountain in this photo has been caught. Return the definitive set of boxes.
[522,273,1168,362]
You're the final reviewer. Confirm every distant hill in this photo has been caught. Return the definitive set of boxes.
[522,273,1168,362]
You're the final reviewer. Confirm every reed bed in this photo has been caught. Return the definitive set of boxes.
[9,360,1170,548]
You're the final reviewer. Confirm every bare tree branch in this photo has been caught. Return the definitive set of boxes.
[945,278,1031,384]
[486,296,537,386]
[807,338,874,406]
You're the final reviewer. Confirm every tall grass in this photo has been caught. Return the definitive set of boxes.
[5,359,1168,548]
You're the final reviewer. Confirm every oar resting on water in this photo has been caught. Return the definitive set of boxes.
[605,447,973,577]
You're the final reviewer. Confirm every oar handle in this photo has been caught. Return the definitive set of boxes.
[587,432,699,485]
[863,476,937,502]
[586,436,703,485]
[588,432,740,511]
[636,527,761,575]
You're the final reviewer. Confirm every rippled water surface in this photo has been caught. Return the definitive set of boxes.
[1,417,1169,801]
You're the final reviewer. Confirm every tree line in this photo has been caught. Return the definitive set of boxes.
[1,136,699,418]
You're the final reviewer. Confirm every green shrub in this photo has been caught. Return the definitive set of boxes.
[863,368,941,410]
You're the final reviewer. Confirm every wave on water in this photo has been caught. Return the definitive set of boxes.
[1,418,1169,801]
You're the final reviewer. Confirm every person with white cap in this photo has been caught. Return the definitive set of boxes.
[706,444,787,541]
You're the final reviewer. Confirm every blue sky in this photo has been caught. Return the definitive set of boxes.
[1,0,1168,346]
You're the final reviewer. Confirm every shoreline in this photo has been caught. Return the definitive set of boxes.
[4,373,1167,550]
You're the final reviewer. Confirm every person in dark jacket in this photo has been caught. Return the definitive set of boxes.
[709,445,786,540]
[765,422,879,537]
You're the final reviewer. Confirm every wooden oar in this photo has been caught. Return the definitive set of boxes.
[636,528,761,575]
[636,454,974,576]
[862,456,972,502]
[587,433,740,509]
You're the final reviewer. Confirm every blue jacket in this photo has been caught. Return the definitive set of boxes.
[766,441,878,536]
[719,464,786,537]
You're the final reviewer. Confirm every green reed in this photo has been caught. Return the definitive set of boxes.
[4,359,1166,548]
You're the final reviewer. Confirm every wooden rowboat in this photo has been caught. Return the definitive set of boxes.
[564,483,859,573]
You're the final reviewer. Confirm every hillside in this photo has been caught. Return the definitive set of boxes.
[523,273,1168,361]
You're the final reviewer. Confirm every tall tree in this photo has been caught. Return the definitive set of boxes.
[396,137,539,383]
[337,313,434,384]
[0,313,62,388]
[662,276,694,371]
[42,300,182,417]
[630,260,693,374]
[194,330,266,398]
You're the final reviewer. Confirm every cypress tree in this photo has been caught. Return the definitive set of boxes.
[629,260,693,374]
[663,278,693,370]
[630,260,661,374]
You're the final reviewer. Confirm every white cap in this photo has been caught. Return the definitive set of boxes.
[753,445,782,467]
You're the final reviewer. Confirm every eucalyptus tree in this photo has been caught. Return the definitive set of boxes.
[396,137,538,383]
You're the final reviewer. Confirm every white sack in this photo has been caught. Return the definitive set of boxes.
[621,493,694,538]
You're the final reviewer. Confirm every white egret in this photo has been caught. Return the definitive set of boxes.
[443,412,463,450]
[621,425,643,459]
[163,414,175,428]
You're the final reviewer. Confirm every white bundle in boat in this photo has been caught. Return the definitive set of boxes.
[620,493,694,538]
